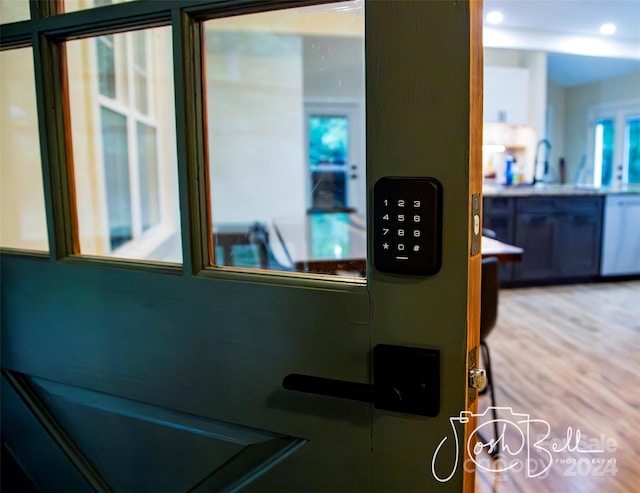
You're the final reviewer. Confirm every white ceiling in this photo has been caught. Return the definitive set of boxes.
[483,0,640,86]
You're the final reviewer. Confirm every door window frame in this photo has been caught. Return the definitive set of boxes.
[1,0,350,279]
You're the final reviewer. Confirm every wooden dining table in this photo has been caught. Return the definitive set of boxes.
[271,212,523,274]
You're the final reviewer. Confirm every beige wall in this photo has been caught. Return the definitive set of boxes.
[0,48,49,252]
[303,36,364,101]
[206,30,307,224]
[546,80,566,177]
[205,6,363,225]
[66,36,108,254]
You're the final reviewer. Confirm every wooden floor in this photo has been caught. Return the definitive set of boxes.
[474,280,640,493]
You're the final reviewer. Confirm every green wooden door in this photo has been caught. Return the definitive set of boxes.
[1,1,482,492]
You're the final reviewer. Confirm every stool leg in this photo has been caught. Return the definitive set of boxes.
[480,340,500,460]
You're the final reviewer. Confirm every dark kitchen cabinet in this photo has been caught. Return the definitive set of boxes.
[555,210,602,277]
[512,196,603,283]
[513,212,556,281]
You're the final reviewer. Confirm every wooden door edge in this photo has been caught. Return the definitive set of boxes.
[463,1,484,492]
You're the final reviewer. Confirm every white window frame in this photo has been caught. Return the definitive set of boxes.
[95,30,167,258]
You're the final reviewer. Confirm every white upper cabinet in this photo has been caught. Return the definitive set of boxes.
[484,66,530,125]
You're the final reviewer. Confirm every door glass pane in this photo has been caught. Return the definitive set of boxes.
[626,116,640,185]
[0,0,30,23]
[594,119,614,187]
[0,48,49,252]
[66,27,182,263]
[204,1,365,278]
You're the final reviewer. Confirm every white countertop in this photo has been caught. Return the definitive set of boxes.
[483,182,640,197]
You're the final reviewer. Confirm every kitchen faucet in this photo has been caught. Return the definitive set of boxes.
[533,139,552,184]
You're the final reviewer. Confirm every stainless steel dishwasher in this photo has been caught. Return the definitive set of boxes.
[601,194,640,276]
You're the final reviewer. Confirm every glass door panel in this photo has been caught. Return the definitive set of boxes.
[66,27,182,263]
[593,118,615,187]
[204,1,365,278]
[0,48,49,252]
[625,116,640,184]
[591,102,640,187]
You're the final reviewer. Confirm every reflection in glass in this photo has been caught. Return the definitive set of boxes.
[204,1,365,278]
[626,117,640,184]
[0,48,49,252]
[97,35,116,99]
[309,116,348,165]
[137,122,160,231]
[101,107,132,249]
[133,31,148,115]
[67,27,181,263]
[310,171,347,210]
[310,213,350,258]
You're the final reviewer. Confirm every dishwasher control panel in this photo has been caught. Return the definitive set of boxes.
[373,177,442,275]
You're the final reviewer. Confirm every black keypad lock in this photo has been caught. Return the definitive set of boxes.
[373,177,442,275]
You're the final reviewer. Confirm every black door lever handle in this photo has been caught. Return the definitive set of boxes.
[282,345,440,417]
[282,374,374,403]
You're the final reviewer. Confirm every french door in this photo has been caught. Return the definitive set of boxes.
[590,101,640,187]
[1,1,483,492]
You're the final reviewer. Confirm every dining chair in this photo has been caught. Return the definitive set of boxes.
[248,222,294,271]
[214,222,288,270]
[479,256,501,459]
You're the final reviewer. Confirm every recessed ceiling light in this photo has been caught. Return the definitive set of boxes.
[486,11,504,25]
[600,23,617,35]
